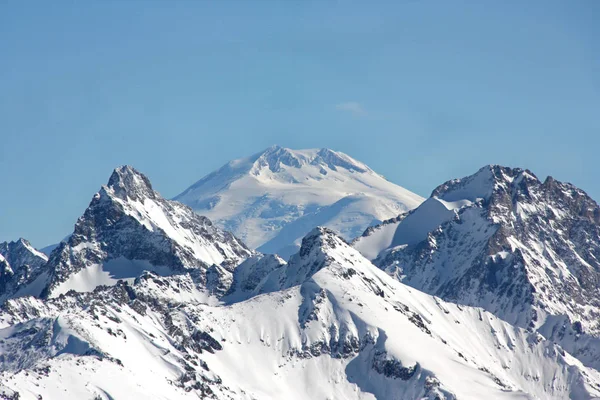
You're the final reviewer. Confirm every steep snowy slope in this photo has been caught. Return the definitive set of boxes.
[0,239,48,298]
[4,166,252,301]
[353,197,460,260]
[356,165,600,370]
[1,227,599,400]
[175,146,423,258]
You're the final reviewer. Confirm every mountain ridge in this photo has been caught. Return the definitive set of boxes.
[0,166,253,302]
[3,223,600,399]
[354,163,600,370]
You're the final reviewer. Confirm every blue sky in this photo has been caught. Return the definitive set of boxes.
[0,1,598,247]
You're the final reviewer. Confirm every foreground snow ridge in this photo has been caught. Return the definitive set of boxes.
[1,228,600,399]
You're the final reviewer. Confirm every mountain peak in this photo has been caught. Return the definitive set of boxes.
[175,146,424,254]
[0,237,48,298]
[250,146,371,175]
[18,165,254,300]
[431,164,539,203]
[0,237,48,265]
[254,225,369,294]
[253,145,304,173]
[106,165,156,201]
[296,226,346,257]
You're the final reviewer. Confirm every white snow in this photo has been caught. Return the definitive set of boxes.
[21,240,49,262]
[111,194,236,267]
[436,166,495,202]
[175,146,424,257]
[354,197,462,260]
[3,163,600,400]
[50,258,172,298]
[2,230,598,399]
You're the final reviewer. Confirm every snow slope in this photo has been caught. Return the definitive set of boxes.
[357,165,600,370]
[353,197,463,260]
[175,146,424,258]
[1,227,599,400]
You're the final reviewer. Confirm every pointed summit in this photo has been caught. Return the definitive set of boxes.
[297,226,347,258]
[0,238,48,298]
[0,238,48,271]
[105,165,156,201]
[254,226,376,294]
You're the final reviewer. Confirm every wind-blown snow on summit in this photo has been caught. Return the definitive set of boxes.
[174,146,424,258]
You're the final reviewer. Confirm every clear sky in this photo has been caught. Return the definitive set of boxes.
[0,1,598,247]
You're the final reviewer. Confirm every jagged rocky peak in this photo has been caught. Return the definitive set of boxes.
[429,163,600,238]
[365,163,600,370]
[429,164,600,229]
[297,226,348,258]
[105,164,157,202]
[0,238,48,269]
[279,226,354,275]
[6,165,252,301]
[0,238,48,297]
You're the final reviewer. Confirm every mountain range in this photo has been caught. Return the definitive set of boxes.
[1,147,600,400]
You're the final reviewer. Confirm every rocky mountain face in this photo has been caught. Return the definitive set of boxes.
[2,227,600,400]
[2,166,252,301]
[175,146,423,258]
[0,239,48,299]
[355,165,600,369]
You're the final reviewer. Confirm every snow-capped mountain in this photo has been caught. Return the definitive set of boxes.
[0,238,48,299]
[174,146,424,258]
[2,166,252,301]
[3,161,600,399]
[354,165,600,369]
[3,227,600,400]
